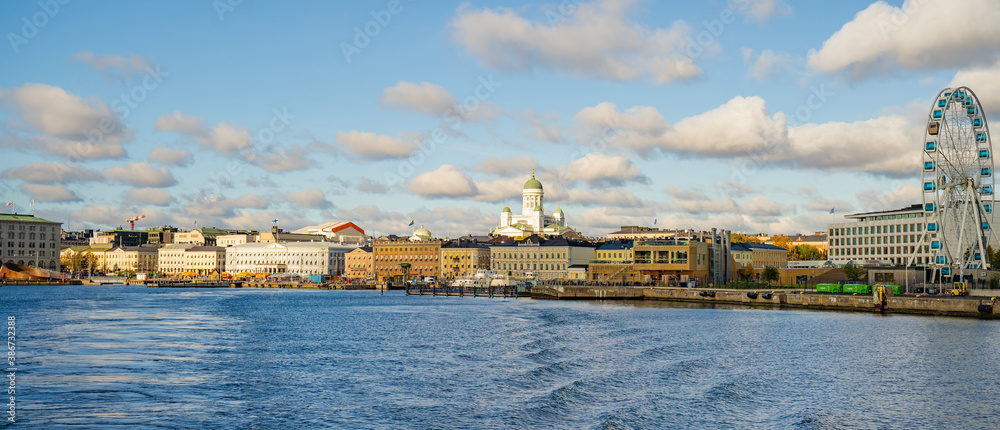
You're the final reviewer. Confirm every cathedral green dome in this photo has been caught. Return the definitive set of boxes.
[502,205,511,213]
[555,207,563,214]
[523,169,543,190]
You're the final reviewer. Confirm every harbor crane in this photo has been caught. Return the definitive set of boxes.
[127,214,146,231]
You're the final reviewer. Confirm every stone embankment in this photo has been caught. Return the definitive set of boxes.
[530,285,999,319]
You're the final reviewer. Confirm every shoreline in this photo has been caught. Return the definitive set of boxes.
[530,285,999,319]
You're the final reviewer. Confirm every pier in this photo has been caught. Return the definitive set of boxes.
[406,283,526,298]
[529,285,1000,319]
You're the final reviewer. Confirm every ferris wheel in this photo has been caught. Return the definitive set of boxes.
[919,86,994,281]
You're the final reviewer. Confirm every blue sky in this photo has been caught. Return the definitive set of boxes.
[2,0,999,237]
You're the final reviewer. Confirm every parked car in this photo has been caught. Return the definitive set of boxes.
[914,287,926,294]
[926,287,940,295]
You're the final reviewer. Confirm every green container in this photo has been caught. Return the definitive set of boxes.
[885,285,901,295]
[816,283,841,293]
[844,284,870,294]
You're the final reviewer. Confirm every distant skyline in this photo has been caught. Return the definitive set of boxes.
[2,0,1000,237]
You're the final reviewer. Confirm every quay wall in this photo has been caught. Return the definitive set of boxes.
[531,286,999,319]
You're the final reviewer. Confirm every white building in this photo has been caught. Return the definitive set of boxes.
[225,242,356,276]
[217,234,256,247]
[185,246,226,276]
[292,221,365,244]
[492,171,573,238]
[158,243,194,274]
[827,204,933,266]
[0,213,62,271]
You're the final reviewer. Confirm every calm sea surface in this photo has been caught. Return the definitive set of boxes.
[1,285,999,429]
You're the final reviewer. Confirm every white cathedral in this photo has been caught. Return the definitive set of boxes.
[491,170,574,238]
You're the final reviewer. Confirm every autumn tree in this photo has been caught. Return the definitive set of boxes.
[843,261,864,280]
[771,235,792,250]
[788,244,827,261]
[731,233,762,244]
[739,263,755,282]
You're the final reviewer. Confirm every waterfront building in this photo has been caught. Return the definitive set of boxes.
[157,243,194,275]
[827,204,932,266]
[492,171,574,238]
[632,239,712,286]
[91,228,148,247]
[60,229,94,247]
[730,243,754,269]
[258,226,326,243]
[439,239,491,280]
[735,242,788,268]
[606,226,675,240]
[589,242,639,282]
[225,242,354,276]
[0,213,62,270]
[344,246,373,280]
[104,246,159,273]
[292,221,366,245]
[217,234,256,247]
[174,228,226,246]
[373,231,441,280]
[184,246,226,276]
[785,233,829,252]
[145,226,179,245]
[489,235,597,280]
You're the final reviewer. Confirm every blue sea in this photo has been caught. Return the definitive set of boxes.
[1,285,999,429]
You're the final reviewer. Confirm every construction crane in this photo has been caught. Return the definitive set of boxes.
[127,214,146,231]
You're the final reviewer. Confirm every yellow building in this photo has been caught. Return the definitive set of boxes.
[632,239,711,286]
[739,242,788,268]
[373,228,441,280]
[104,246,159,273]
[589,242,640,282]
[344,247,373,280]
[439,241,490,280]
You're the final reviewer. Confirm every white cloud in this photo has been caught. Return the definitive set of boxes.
[0,83,131,160]
[182,193,269,219]
[335,130,419,160]
[379,81,456,115]
[564,188,648,208]
[741,195,792,217]
[286,189,333,209]
[155,110,205,134]
[147,145,193,166]
[471,176,526,203]
[125,188,174,206]
[103,162,177,187]
[856,183,921,212]
[154,111,252,156]
[449,0,701,84]
[715,180,757,198]
[474,155,538,176]
[671,196,739,215]
[576,97,788,156]
[666,186,707,201]
[20,184,81,202]
[408,164,479,198]
[3,162,103,184]
[70,51,154,83]
[807,0,1000,78]
[356,177,389,194]
[575,96,923,177]
[730,0,792,22]
[949,59,1000,116]
[257,145,317,172]
[521,110,564,143]
[559,153,647,185]
[741,48,792,81]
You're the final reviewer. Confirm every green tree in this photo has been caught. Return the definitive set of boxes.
[988,245,1000,268]
[788,244,827,261]
[762,266,780,285]
[843,261,864,280]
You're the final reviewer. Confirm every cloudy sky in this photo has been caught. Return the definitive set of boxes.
[2,0,999,237]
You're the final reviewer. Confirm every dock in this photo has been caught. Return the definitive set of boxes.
[405,284,527,298]
[529,285,1000,319]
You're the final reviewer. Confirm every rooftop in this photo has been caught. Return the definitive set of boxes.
[0,213,60,224]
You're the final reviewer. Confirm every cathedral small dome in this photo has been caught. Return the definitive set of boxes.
[503,205,512,213]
